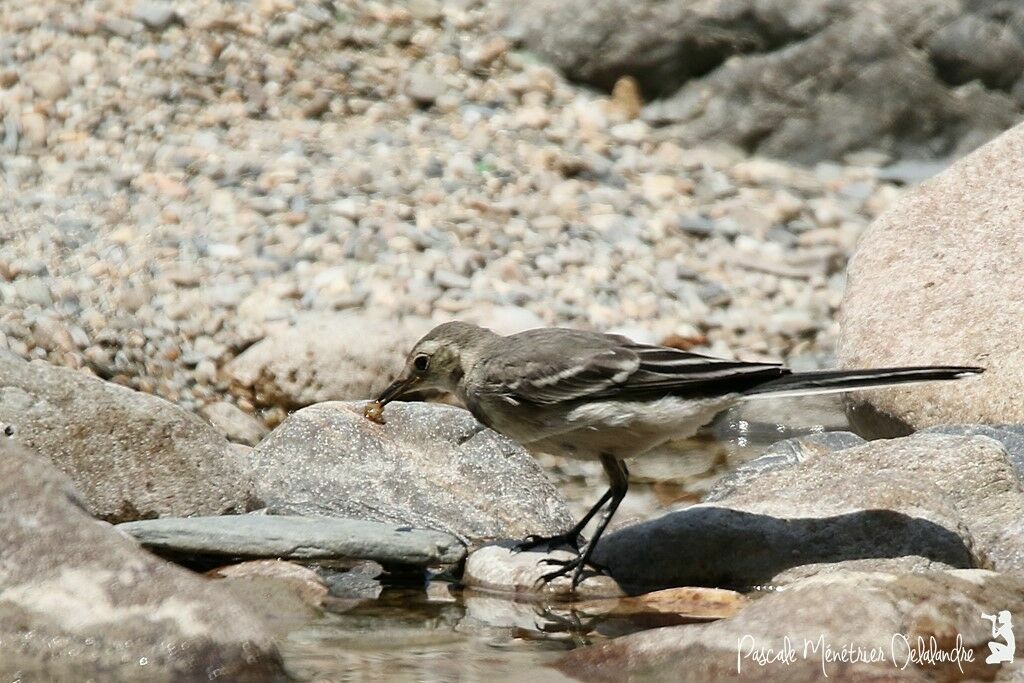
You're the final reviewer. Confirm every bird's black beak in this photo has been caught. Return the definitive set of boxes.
[376,375,420,406]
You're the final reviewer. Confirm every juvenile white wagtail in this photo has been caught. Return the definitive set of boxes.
[373,321,983,589]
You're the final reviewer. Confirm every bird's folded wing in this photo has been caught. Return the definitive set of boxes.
[477,332,787,405]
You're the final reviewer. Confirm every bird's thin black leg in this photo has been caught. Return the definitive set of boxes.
[538,454,629,591]
[514,486,614,553]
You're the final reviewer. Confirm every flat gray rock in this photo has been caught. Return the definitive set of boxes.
[119,514,466,566]
[0,440,282,682]
[249,401,573,542]
[0,351,255,521]
[594,433,1024,591]
[839,121,1024,436]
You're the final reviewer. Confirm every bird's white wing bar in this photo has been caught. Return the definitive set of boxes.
[476,329,788,405]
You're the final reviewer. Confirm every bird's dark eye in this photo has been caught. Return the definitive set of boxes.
[413,354,430,372]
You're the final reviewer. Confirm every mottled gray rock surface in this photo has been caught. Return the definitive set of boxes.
[199,400,269,446]
[119,514,466,566]
[505,0,1021,162]
[0,440,282,682]
[558,570,1024,681]
[593,433,1024,591]
[249,401,573,541]
[922,424,1024,476]
[207,560,329,638]
[0,351,254,522]
[840,122,1024,436]
[507,0,844,95]
[209,559,329,606]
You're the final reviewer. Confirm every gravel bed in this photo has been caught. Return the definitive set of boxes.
[0,0,906,417]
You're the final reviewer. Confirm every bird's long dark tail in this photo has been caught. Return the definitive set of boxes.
[742,366,983,400]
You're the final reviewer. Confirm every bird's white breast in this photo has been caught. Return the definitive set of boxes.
[510,394,740,461]
[563,394,737,437]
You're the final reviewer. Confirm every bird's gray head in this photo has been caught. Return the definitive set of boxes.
[376,321,496,404]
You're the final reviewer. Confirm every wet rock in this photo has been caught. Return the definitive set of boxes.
[225,313,431,410]
[118,514,466,566]
[460,586,742,638]
[840,122,1024,435]
[320,561,384,600]
[249,401,573,541]
[572,586,747,628]
[463,542,625,599]
[199,401,268,446]
[0,440,282,682]
[761,429,866,458]
[208,560,327,636]
[0,351,254,522]
[462,591,572,633]
[209,559,329,607]
[557,570,1024,682]
[594,433,1024,591]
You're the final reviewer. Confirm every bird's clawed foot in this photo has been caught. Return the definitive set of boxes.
[512,530,583,553]
[536,553,608,590]
[532,607,599,639]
